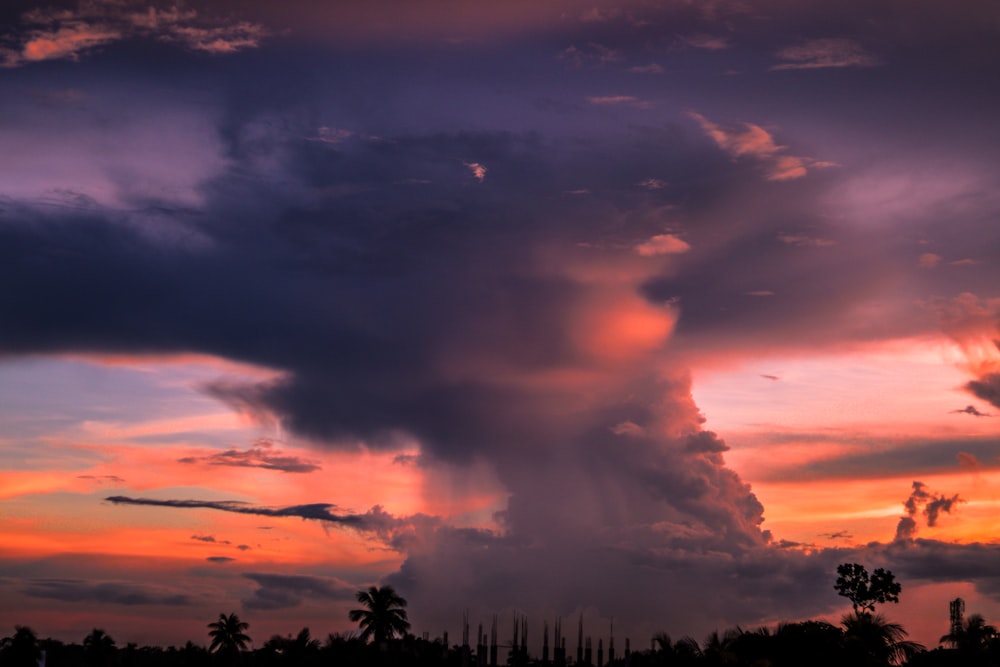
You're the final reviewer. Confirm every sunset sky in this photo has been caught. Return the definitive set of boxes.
[2,0,1000,653]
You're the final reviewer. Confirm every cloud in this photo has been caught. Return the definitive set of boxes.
[688,112,825,181]
[894,481,962,541]
[919,252,942,268]
[559,43,623,67]
[191,535,230,544]
[178,439,322,473]
[636,178,667,190]
[777,234,836,248]
[22,579,192,606]
[106,496,400,532]
[772,38,880,71]
[681,34,730,51]
[746,291,775,297]
[0,1,266,67]
[628,63,664,74]
[587,96,651,109]
[464,162,488,183]
[950,405,991,417]
[242,573,357,610]
[634,233,691,257]
[206,556,235,563]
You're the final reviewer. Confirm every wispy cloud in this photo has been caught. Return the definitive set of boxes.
[22,579,192,606]
[559,42,623,66]
[772,38,880,71]
[242,573,356,610]
[106,495,389,529]
[628,63,664,74]
[681,34,731,51]
[178,439,322,473]
[777,233,836,247]
[951,405,991,417]
[587,95,652,109]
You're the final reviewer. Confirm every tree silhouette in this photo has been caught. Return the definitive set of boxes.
[83,628,117,667]
[0,626,41,667]
[348,585,411,646]
[842,611,924,666]
[207,612,251,655]
[940,612,997,656]
[834,563,901,613]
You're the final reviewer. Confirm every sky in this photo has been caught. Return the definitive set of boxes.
[2,0,1000,653]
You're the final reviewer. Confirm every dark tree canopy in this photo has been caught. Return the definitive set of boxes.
[207,612,252,654]
[835,563,902,613]
[348,585,411,646]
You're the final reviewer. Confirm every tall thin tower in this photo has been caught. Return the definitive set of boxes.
[949,598,965,648]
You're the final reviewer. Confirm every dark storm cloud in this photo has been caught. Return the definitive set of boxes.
[178,439,321,473]
[881,539,1000,599]
[966,374,1000,410]
[242,573,356,610]
[22,579,192,606]
[4,0,1000,644]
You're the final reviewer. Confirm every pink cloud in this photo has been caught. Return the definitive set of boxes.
[464,162,487,182]
[634,233,691,257]
[689,112,828,181]
[919,252,942,268]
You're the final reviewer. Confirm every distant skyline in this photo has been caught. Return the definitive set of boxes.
[2,0,1000,652]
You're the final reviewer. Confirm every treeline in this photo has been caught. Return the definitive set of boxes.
[4,567,1000,667]
[4,612,1000,667]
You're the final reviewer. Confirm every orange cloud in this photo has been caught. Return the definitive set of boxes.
[689,112,829,181]
[634,233,691,257]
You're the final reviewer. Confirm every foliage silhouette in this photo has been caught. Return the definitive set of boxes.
[348,585,411,646]
[835,563,902,613]
[0,626,41,667]
[207,612,251,655]
[842,611,925,666]
[83,628,117,667]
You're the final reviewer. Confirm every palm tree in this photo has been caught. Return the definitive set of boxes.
[0,626,41,667]
[83,628,116,667]
[207,612,251,655]
[940,613,997,655]
[348,585,410,646]
[842,611,924,666]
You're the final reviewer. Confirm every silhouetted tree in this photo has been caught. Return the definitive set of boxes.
[940,612,997,661]
[83,628,117,667]
[348,585,411,646]
[1,626,41,667]
[207,612,251,656]
[842,611,924,666]
[835,563,901,614]
[771,620,844,667]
